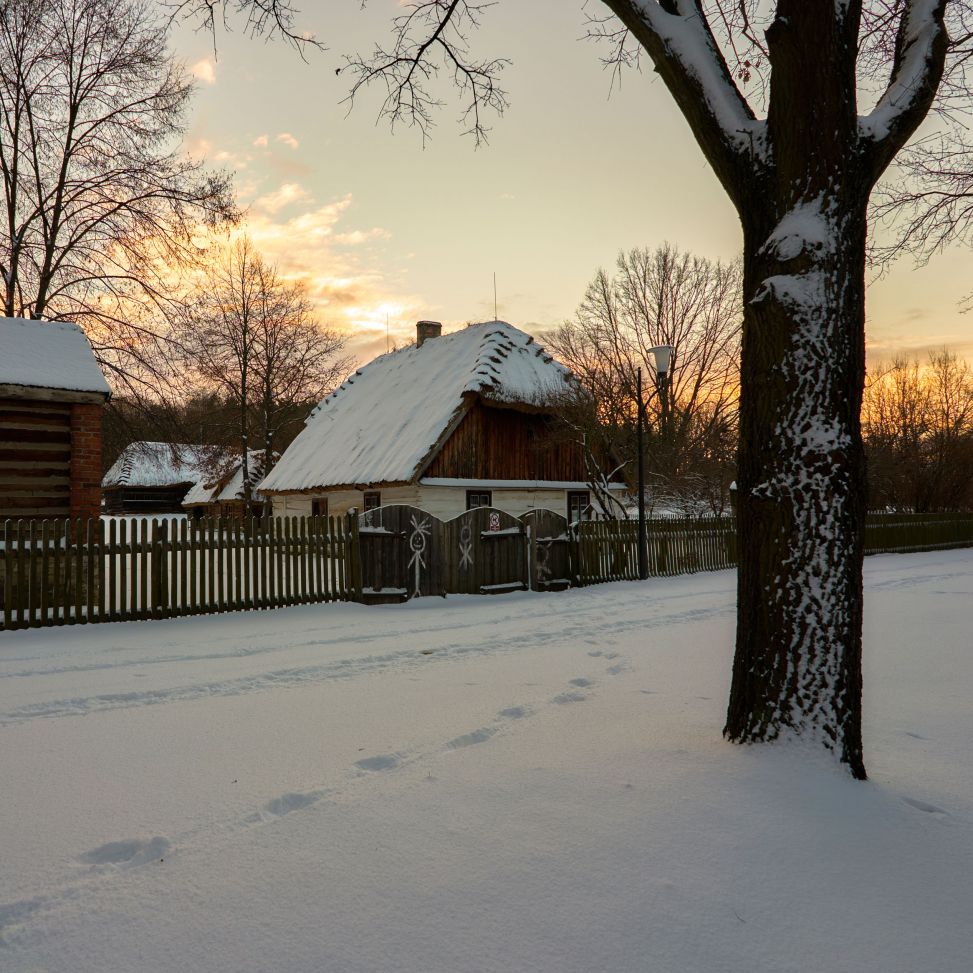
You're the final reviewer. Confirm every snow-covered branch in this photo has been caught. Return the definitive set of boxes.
[860,0,949,176]
[602,0,765,197]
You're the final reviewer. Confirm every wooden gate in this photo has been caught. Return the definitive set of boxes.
[522,509,573,592]
[358,505,445,602]
[443,507,528,595]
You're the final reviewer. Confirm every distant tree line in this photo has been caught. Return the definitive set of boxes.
[863,350,973,512]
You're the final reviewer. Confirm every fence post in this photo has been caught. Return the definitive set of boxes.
[151,519,167,619]
[346,511,363,602]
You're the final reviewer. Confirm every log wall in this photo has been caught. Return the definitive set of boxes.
[0,398,73,519]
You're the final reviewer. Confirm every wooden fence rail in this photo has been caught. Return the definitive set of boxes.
[1,515,361,631]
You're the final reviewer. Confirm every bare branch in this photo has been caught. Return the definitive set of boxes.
[341,1,510,146]
[164,0,322,56]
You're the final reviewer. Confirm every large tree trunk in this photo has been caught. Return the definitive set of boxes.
[726,199,869,778]
[724,2,869,778]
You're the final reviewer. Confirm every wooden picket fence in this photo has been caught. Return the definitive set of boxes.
[575,517,736,584]
[1,515,361,631]
[864,512,973,554]
[3,509,973,630]
[574,512,973,585]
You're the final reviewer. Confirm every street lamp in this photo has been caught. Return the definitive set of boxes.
[637,345,674,581]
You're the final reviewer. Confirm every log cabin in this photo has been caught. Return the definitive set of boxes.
[102,442,210,515]
[0,317,110,521]
[259,320,625,521]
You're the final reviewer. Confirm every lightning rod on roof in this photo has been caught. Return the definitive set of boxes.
[493,272,497,322]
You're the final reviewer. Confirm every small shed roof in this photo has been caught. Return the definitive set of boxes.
[259,321,574,494]
[183,451,270,506]
[103,442,211,489]
[0,317,110,397]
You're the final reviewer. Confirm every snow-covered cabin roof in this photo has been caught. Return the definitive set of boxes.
[103,443,211,489]
[0,317,110,397]
[183,451,270,507]
[260,321,574,493]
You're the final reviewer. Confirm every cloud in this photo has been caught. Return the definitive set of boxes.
[333,228,392,246]
[191,59,216,85]
[185,137,251,172]
[179,133,436,365]
[253,182,312,214]
[234,192,427,363]
[276,133,300,150]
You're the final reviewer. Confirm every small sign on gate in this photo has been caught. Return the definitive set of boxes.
[488,512,501,532]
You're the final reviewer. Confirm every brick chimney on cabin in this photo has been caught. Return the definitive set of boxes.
[416,320,442,347]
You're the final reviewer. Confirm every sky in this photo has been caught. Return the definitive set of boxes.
[171,2,973,369]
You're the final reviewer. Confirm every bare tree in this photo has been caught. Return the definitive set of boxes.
[251,262,352,475]
[0,0,236,387]
[545,244,741,514]
[175,236,349,501]
[176,0,956,778]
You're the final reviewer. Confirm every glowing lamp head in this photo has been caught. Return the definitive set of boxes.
[649,345,673,376]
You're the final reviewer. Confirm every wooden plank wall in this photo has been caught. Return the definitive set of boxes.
[0,398,71,519]
[424,402,591,481]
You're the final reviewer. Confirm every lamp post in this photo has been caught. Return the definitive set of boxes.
[637,345,674,581]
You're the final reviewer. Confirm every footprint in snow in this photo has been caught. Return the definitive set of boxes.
[569,677,593,688]
[355,753,401,772]
[902,797,949,817]
[553,690,588,704]
[446,727,496,749]
[498,705,529,720]
[606,662,628,675]
[261,789,329,818]
[0,896,49,934]
[79,836,171,868]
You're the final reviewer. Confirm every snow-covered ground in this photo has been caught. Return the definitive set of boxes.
[2,550,971,972]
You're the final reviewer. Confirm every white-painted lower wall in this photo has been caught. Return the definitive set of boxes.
[268,482,625,521]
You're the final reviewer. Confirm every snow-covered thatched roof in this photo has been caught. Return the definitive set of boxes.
[103,443,211,489]
[260,321,574,494]
[0,317,110,396]
[183,451,271,507]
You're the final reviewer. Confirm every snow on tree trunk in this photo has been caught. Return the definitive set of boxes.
[726,193,868,779]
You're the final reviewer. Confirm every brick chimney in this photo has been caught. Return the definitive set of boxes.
[416,320,442,347]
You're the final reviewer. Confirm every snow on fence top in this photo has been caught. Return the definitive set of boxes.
[0,316,110,395]
[103,442,211,489]
[260,321,574,493]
